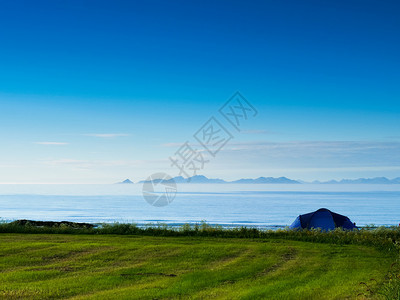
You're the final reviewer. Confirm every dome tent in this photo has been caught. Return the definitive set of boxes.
[289,208,357,231]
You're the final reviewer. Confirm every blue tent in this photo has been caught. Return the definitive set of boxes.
[290,208,357,230]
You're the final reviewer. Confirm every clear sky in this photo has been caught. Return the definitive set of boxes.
[0,0,399,183]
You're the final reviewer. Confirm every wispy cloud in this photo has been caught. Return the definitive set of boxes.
[162,142,183,148]
[41,158,166,169]
[35,142,69,145]
[255,166,400,173]
[220,140,400,154]
[83,133,130,138]
[163,140,400,153]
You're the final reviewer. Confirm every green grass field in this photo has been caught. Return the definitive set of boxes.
[0,233,396,299]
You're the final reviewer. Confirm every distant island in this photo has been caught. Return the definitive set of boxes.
[125,175,400,184]
[116,179,134,184]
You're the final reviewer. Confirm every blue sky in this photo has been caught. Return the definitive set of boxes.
[0,0,399,183]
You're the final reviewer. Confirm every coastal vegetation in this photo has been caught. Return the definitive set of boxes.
[0,222,399,298]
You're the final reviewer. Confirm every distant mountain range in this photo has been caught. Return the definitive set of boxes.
[137,175,300,184]
[230,177,300,184]
[138,175,225,184]
[313,177,400,184]
[121,175,400,184]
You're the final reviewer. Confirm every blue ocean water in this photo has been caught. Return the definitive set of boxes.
[0,184,399,227]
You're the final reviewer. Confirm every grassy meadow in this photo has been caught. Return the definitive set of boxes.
[0,225,399,299]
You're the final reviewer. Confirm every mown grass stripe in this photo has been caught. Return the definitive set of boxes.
[0,234,397,299]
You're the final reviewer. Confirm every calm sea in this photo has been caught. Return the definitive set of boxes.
[0,184,399,227]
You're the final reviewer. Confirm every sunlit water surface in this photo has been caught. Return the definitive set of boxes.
[0,184,399,227]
